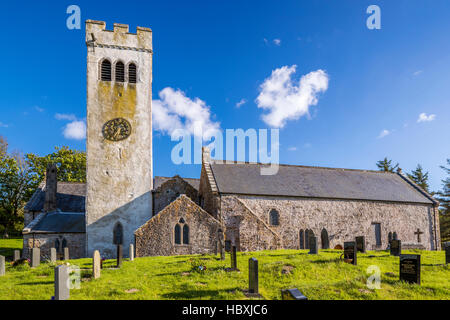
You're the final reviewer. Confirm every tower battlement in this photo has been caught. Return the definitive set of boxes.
[85,20,152,52]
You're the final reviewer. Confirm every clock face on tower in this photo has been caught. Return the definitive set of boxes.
[102,118,132,141]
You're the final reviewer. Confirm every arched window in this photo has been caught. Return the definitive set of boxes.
[393,232,398,241]
[321,228,330,249]
[299,230,304,249]
[183,224,189,245]
[388,232,393,243]
[62,238,67,249]
[113,222,123,245]
[55,238,61,253]
[305,230,310,249]
[174,224,181,244]
[115,61,125,82]
[269,209,279,226]
[128,63,137,83]
[101,60,111,81]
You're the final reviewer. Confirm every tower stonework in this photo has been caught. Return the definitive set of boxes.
[85,20,153,258]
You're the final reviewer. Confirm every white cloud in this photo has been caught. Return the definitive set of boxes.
[413,70,423,76]
[235,99,247,108]
[152,87,220,138]
[273,39,281,46]
[63,120,86,140]
[255,65,329,128]
[55,113,77,121]
[377,129,391,139]
[0,122,8,128]
[417,113,436,123]
[34,106,44,112]
[287,146,297,151]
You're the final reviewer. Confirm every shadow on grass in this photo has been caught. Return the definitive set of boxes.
[311,258,341,264]
[162,287,242,299]
[18,281,53,286]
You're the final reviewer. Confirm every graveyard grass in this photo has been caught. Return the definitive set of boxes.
[1,240,449,300]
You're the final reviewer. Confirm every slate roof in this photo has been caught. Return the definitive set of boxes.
[209,163,434,204]
[29,211,86,233]
[153,176,200,191]
[24,182,86,212]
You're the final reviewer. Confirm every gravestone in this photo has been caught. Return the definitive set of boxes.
[445,243,450,265]
[390,240,402,256]
[218,241,225,260]
[0,255,5,276]
[50,248,57,263]
[343,241,357,265]
[63,247,69,261]
[355,236,366,253]
[400,254,420,285]
[231,246,237,270]
[309,236,318,254]
[31,248,40,268]
[281,288,308,300]
[248,258,258,294]
[93,250,101,279]
[13,250,20,262]
[129,244,134,261]
[54,265,70,300]
[117,245,123,268]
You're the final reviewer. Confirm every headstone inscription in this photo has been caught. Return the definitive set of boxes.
[343,241,357,265]
[0,255,5,276]
[248,258,258,294]
[445,243,450,265]
[13,250,20,262]
[281,288,308,300]
[400,254,420,285]
[129,244,134,261]
[54,265,70,300]
[309,236,318,254]
[355,236,366,253]
[231,246,237,270]
[63,247,69,261]
[50,248,57,263]
[390,240,401,256]
[117,245,123,268]
[31,248,40,268]
[93,250,101,279]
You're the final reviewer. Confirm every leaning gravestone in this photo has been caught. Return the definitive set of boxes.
[117,245,123,268]
[93,250,101,279]
[281,288,308,300]
[355,236,366,253]
[343,241,357,265]
[63,247,69,261]
[400,254,420,285]
[248,258,258,294]
[309,236,318,254]
[54,265,70,300]
[0,255,5,276]
[31,248,40,268]
[50,248,57,263]
[13,250,20,262]
[390,240,401,256]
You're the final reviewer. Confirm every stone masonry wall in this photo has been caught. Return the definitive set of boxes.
[153,177,198,216]
[22,233,86,260]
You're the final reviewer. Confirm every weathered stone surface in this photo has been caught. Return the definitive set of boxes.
[153,176,198,216]
[93,250,101,279]
[0,255,5,276]
[248,258,258,294]
[22,234,85,260]
[13,250,20,262]
[129,244,134,261]
[31,248,40,268]
[50,248,57,263]
[54,265,70,300]
[63,247,69,260]
[135,195,223,257]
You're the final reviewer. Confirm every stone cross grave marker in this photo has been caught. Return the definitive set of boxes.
[117,244,123,268]
[50,248,57,263]
[0,255,5,276]
[54,265,70,300]
[390,240,402,256]
[248,258,258,294]
[281,288,308,300]
[343,241,357,265]
[31,248,40,268]
[414,229,424,243]
[400,254,421,285]
[63,247,69,261]
[129,244,134,261]
[355,236,366,253]
[231,246,238,270]
[93,250,101,279]
[309,236,318,254]
[445,243,450,265]
[13,250,20,262]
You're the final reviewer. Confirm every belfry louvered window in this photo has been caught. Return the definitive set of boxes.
[101,60,111,81]
[115,61,125,82]
[128,63,137,83]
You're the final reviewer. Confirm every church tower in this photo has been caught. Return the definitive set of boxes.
[85,20,153,257]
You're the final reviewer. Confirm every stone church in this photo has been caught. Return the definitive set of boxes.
[22,20,441,260]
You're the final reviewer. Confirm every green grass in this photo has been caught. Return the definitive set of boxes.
[0,239,449,300]
[0,238,22,258]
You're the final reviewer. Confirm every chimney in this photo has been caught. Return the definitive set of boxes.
[44,163,57,212]
[202,147,211,164]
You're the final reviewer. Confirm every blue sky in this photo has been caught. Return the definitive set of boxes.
[0,0,449,191]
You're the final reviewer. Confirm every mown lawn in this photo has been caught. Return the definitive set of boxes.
[0,238,22,258]
[0,239,449,300]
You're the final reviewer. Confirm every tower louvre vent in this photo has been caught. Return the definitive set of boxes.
[128,63,137,83]
[101,60,111,81]
[115,61,125,82]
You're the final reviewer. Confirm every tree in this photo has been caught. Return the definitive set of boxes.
[407,164,430,193]
[376,157,399,172]
[437,159,449,215]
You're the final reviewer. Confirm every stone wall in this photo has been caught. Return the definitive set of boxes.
[198,164,221,219]
[135,195,223,256]
[153,176,198,216]
[22,233,86,260]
